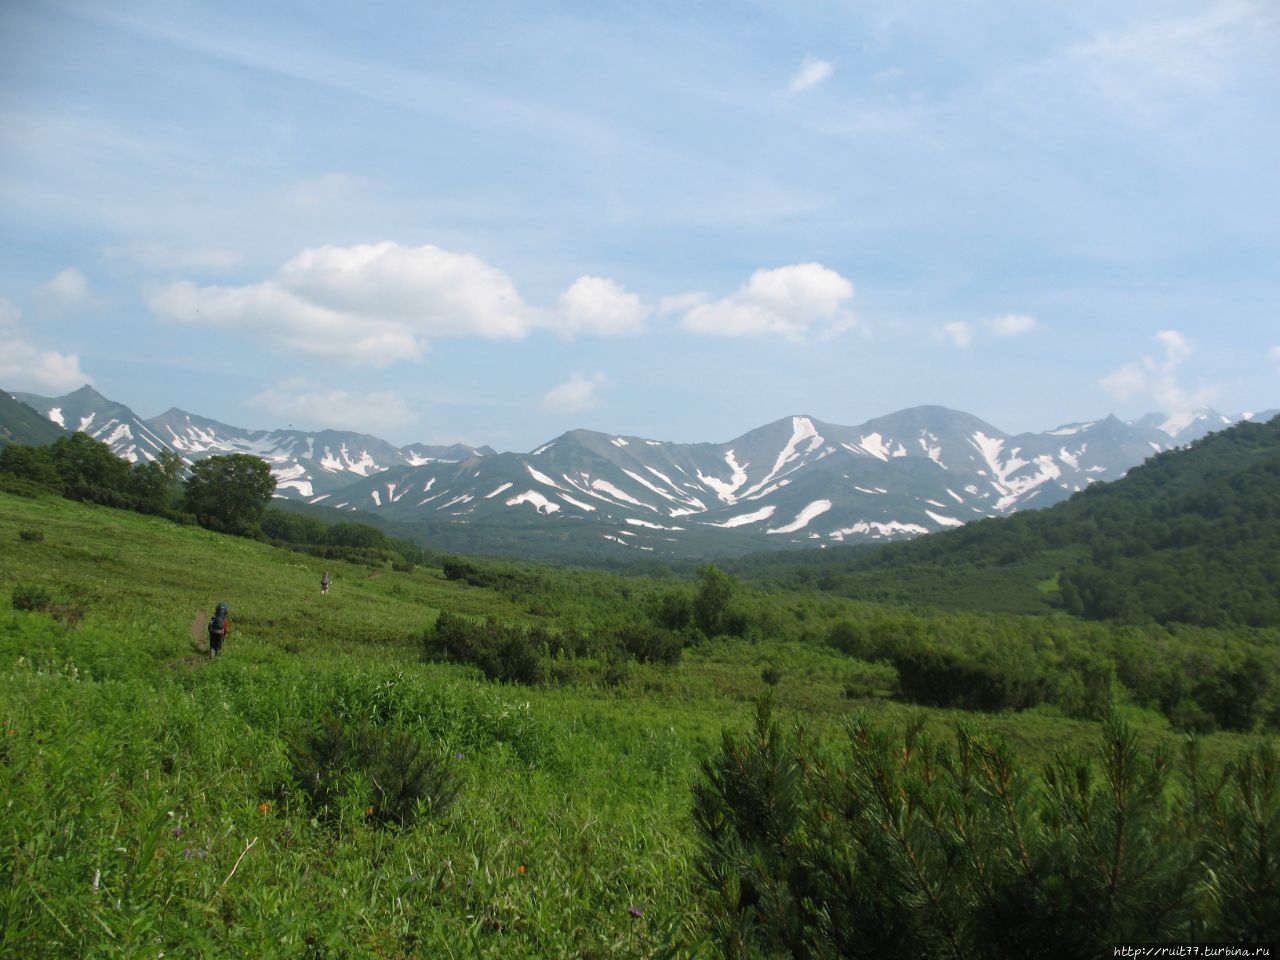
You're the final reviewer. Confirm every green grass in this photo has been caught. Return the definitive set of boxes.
[0,490,1272,957]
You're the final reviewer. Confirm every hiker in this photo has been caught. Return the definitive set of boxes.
[321,571,331,594]
[208,601,230,657]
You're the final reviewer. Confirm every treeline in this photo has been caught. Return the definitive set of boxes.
[739,414,1280,628]
[0,432,427,569]
[694,698,1279,956]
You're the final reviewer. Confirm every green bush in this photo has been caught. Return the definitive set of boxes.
[285,714,458,829]
[693,698,1280,956]
[12,583,53,612]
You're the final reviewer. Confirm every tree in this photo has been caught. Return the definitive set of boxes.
[48,432,131,503]
[183,454,276,536]
[128,450,185,516]
[693,564,736,637]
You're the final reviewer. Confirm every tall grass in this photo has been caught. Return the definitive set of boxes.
[1,491,1271,956]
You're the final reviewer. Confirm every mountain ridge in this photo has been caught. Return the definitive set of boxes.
[7,384,1276,561]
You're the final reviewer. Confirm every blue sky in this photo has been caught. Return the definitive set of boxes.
[1,0,1276,451]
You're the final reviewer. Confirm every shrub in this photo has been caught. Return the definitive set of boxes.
[12,584,53,612]
[18,528,44,542]
[286,714,458,829]
[692,699,1280,956]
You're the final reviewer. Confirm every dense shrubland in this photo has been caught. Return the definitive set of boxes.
[693,697,1279,956]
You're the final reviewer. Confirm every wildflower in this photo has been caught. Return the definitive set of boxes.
[366,807,375,817]
[517,865,526,875]
[171,826,183,838]
[259,802,269,814]
[628,906,643,919]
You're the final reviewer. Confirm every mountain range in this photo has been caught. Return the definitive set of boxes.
[7,384,1276,560]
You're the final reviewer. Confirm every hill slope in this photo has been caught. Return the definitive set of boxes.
[749,414,1280,627]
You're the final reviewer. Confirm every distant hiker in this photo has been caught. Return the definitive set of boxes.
[321,571,331,594]
[208,601,230,657]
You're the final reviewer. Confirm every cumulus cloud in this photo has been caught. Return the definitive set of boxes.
[678,263,855,341]
[1100,328,1216,411]
[543,372,606,412]
[248,378,416,433]
[789,56,834,94]
[148,242,539,367]
[36,268,91,308]
[556,276,649,336]
[0,298,92,392]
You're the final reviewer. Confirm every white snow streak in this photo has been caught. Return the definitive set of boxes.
[705,505,776,528]
[506,490,560,514]
[698,450,749,504]
[525,464,562,488]
[925,509,965,527]
[485,482,514,499]
[768,499,832,534]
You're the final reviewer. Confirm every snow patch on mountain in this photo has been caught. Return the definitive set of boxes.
[768,499,832,534]
[507,490,559,514]
[706,505,776,528]
[525,464,561,488]
[925,509,964,527]
[485,482,514,499]
[830,520,929,539]
[698,450,749,504]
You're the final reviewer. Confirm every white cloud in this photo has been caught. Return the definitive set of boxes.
[789,56,834,94]
[942,321,976,348]
[678,263,855,340]
[556,276,649,336]
[36,268,91,308]
[0,298,93,392]
[148,241,539,367]
[938,313,1038,348]
[987,313,1037,337]
[543,372,606,412]
[248,378,416,433]
[1100,328,1217,411]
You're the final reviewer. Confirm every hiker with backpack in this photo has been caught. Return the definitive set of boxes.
[208,602,230,657]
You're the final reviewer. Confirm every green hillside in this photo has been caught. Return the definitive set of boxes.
[739,413,1280,627]
[2,489,1277,955]
[0,390,65,447]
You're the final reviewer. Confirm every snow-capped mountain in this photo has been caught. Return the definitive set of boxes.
[8,385,1274,559]
[12,386,493,499]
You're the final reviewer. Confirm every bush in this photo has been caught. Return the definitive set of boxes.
[18,528,44,542]
[285,714,458,829]
[693,699,1280,956]
[12,584,53,612]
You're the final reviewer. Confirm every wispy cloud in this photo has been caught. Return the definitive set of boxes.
[1100,329,1217,411]
[788,56,834,94]
[248,378,416,433]
[678,263,856,340]
[35,268,91,309]
[939,313,1038,348]
[0,299,92,392]
[542,372,606,412]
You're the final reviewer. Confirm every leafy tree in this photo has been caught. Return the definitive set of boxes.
[693,564,736,637]
[127,450,185,516]
[48,432,131,503]
[0,442,62,491]
[183,453,276,535]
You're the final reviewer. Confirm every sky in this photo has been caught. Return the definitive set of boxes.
[1,0,1277,452]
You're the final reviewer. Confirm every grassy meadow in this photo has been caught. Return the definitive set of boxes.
[1,490,1275,957]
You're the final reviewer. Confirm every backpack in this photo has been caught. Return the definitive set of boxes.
[209,614,226,636]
